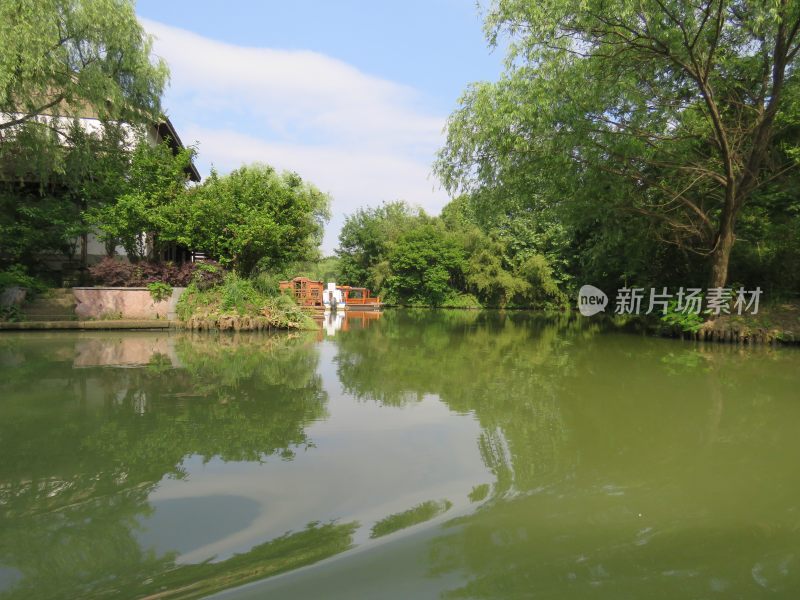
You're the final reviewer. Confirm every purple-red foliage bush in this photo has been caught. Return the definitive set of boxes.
[89,258,225,288]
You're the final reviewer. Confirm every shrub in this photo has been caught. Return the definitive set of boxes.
[0,305,23,322]
[175,274,316,330]
[176,283,202,322]
[271,292,300,311]
[385,223,466,307]
[89,258,225,287]
[88,258,133,286]
[252,272,282,297]
[191,261,225,290]
[147,282,173,302]
[0,265,48,294]
[440,293,482,309]
[220,273,261,313]
[177,274,267,318]
[660,299,705,333]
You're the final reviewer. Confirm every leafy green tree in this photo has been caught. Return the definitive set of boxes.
[441,196,566,307]
[336,197,567,308]
[0,0,169,272]
[385,222,465,306]
[62,120,131,258]
[90,135,196,260]
[441,201,526,306]
[0,0,168,131]
[336,201,422,291]
[0,120,131,268]
[437,0,800,288]
[165,165,330,274]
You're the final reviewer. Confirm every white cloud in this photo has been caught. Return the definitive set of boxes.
[139,18,450,252]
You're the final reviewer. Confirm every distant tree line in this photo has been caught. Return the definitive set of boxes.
[336,200,565,307]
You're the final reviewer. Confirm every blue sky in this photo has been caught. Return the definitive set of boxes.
[135,0,505,253]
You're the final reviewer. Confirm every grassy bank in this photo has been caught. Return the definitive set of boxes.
[650,301,800,345]
[177,274,316,331]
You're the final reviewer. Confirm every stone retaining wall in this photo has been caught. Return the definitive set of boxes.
[73,287,185,320]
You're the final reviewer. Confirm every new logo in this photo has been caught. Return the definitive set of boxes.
[578,285,608,316]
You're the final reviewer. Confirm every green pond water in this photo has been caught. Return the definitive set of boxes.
[1,310,799,599]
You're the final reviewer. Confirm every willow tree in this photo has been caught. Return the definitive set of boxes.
[0,0,169,269]
[0,0,168,130]
[437,0,800,287]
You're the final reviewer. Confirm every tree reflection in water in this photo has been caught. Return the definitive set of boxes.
[0,332,346,600]
[332,310,800,598]
[1,313,799,599]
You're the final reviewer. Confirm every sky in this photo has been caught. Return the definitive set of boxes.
[134,0,505,254]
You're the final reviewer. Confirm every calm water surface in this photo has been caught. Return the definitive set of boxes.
[1,310,799,599]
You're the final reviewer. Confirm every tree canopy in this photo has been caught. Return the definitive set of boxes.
[337,201,423,292]
[164,165,331,274]
[0,120,133,266]
[436,0,800,289]
[336,200,565,307]
[0,0,172,276]
[90,133,196,260]
[0,0,168,130]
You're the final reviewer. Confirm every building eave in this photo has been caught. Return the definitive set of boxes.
[157,117,201,182]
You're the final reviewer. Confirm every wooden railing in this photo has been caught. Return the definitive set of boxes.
[345,295,381,305]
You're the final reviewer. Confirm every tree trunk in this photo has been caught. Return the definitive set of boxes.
[105,238,116,257]
[708,216,735,289]
[80,232,88,269]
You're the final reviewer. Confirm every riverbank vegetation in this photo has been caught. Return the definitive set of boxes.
[1,144,329,328]
[332,0,800,337]
[0,0,330,330]
[177,273,316,331]
[335,200,566,308]
[3,0,799,339]
[85,257,318,331]
[432,0,800,303]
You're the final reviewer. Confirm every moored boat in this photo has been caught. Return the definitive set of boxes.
[278,277,382,311]
[278,277,325,307]
[336,285,382,311]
